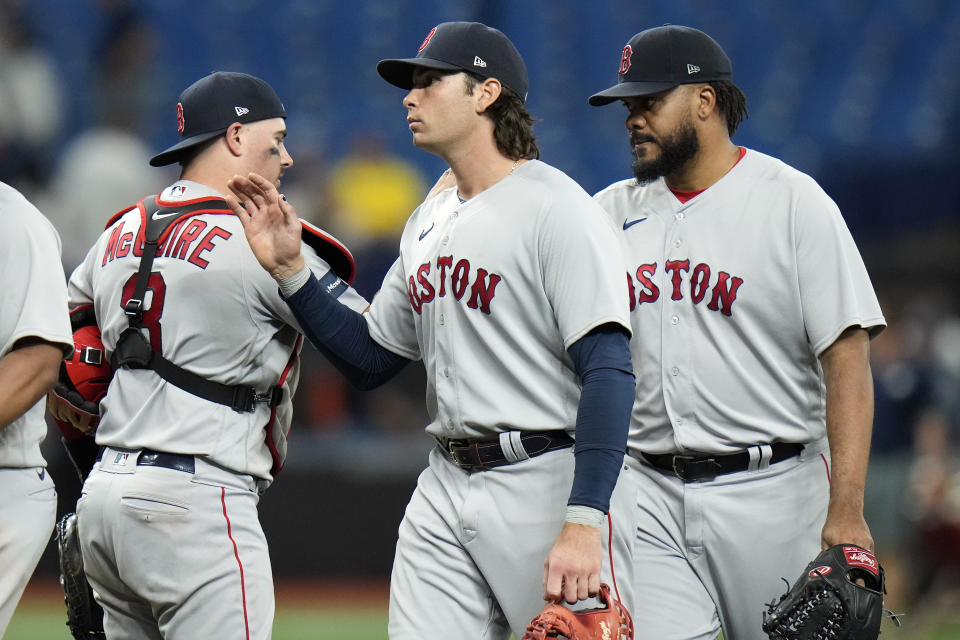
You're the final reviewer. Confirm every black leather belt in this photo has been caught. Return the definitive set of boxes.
[96,448,196,474]
[439,430,574,472]
[641,443,804,482]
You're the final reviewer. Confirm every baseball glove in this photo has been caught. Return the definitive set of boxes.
[522,583,634,640]
[56,513,106,640]
[51,305,112,439]
[762,544,900,639]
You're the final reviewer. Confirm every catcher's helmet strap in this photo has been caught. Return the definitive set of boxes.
[112,195,283,414]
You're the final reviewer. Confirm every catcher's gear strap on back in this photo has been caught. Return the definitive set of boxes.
[111,195,282,413]
[763,544,902,640]
[522,583,634,640]
[56,513,106,640]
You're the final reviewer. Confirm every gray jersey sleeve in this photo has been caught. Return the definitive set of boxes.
[794,180,885,355]
[538,194,632,348]
[1,193,72,357]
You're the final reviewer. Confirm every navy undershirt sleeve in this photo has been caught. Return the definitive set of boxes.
[566,323,635,513]
[284,275,410,390]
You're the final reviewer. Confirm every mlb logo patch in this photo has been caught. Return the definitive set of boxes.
[114,452,130,465]
[170,185,188,198]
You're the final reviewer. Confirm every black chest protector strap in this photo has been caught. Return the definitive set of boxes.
[112,195,283,413]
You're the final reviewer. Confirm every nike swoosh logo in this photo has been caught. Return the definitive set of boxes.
[622,217,647,230]
[418,222,435,241]
[151,210,179,220]
[36,468,45,480]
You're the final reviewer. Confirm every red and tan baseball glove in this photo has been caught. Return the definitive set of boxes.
[522,583,634,640]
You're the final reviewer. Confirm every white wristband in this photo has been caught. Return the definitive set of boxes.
[278,265,311,298]
[565,505,606,529]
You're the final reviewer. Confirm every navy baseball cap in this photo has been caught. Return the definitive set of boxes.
[589,25,732,106]
[150,71,287,167]
[377,22,529,102]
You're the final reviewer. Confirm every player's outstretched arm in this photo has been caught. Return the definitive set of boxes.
[226,173,305,281]
[819,326,875,551]
[226,177,413,390]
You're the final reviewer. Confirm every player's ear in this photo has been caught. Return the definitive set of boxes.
[475,77,502,114]
[694,84,718,121]
[225,122,244,158]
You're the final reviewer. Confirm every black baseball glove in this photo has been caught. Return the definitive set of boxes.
[56,513,106,640]
[762,544,899,639]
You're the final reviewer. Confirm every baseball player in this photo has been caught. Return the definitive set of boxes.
[587,25,886,639]
[0,182,73,636]
[227,21,636,640]
[52,71,368,639]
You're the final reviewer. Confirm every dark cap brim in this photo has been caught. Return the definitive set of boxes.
[149,129,226,167]
[588,80,681,106]
[377,58,465,90]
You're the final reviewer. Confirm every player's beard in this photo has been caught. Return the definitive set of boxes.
[630,116,700,185]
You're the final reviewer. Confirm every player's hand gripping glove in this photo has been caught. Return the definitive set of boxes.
[522,583,634,640]
[56,513,106,640]
[762,544,901,639]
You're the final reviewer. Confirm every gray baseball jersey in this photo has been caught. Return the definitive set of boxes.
[366,159,632,638]
[367,159,630,441]
[594,148,885,639]
[67,180,368,481]
[0,181,69,636]
[595,148,885,458]
[72,180,366,640]
[0,181,72,466]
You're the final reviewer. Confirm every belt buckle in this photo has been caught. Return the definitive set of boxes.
[671,455,694,480]
[443,438,466,467]
[672,455,719,482]
[442,438,484,472]
[444,438,458,459]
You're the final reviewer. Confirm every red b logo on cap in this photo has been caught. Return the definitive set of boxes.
[419,27,437,52]
[176,103,184,133]
[618,45,633,75]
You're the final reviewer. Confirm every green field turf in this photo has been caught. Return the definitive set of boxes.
[5,590,945,640]
[5,602,389,640]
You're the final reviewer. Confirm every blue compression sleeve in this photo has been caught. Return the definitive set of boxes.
[284,275,410,390]
[566,323,635,513]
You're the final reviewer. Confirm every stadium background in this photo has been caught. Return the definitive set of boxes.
[3,0,959,637]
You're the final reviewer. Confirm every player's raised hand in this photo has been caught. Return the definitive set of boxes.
[542,522,603,604]
[226,173,305,280]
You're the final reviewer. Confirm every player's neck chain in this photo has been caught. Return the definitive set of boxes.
[457,159,522,203]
